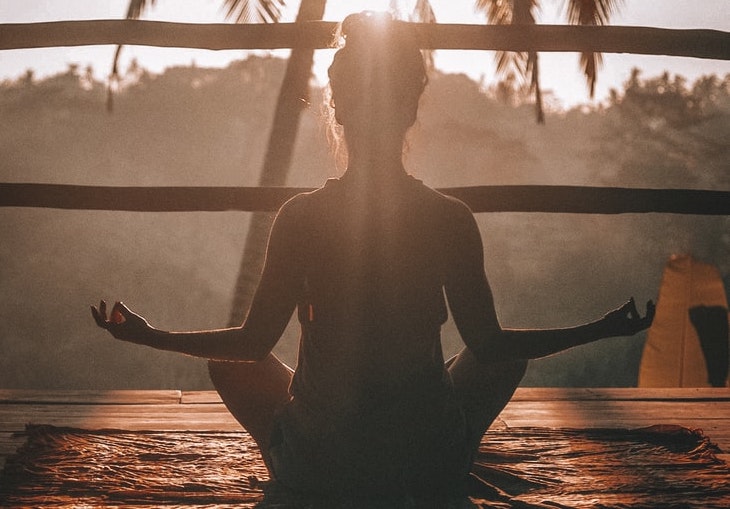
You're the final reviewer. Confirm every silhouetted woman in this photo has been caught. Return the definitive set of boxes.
[93,12,653,506]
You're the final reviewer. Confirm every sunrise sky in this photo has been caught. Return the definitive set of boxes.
[1,0,728,107]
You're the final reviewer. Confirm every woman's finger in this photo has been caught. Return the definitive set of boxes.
[91,305,107,328]
[627,297,639,320]
[111,301,127,324]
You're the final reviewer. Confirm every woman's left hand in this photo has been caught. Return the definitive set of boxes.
[602,298,656,337]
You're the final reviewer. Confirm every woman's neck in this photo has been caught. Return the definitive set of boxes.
[342,126,408,182]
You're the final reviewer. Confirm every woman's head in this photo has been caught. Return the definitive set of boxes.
[328,12,427,138]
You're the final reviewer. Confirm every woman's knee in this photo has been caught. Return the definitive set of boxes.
[208,355,293,397]
[449,348,526,384]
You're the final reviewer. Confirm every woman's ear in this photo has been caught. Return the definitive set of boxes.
[399,97,419,129]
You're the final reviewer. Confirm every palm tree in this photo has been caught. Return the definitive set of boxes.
[226,0,326,326]
[476,0,623,122]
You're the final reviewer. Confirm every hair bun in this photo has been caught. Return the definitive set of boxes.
[341,11,394,45]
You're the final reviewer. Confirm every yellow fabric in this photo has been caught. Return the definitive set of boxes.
[639,254,728,387]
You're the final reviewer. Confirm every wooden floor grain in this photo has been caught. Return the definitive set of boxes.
[1,388,728,469]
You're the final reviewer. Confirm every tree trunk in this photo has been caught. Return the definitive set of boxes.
[227,0,327,327]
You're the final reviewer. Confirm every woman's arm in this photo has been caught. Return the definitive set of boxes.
[443,203,655,362]
[91,299,272,360]
[91,198,304,362]
[482,298,654,361]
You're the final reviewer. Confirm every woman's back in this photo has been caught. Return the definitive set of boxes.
[271,173,474,495]
[286,173,471,409]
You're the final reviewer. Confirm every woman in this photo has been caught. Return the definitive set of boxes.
[93,12,654,505]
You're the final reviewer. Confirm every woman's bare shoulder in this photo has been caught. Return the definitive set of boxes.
[411,179,475,220]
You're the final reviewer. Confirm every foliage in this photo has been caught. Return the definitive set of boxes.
[600,68,730,189]
[475,0,623,123]
[0,60,727,389]
[611,69,730,130]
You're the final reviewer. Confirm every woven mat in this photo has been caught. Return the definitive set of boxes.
[0,425,728,508]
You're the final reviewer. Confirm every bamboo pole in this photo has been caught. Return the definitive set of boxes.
[1,183,728,215]
[0,21,728,60]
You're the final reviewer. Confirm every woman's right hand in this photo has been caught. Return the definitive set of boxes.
[91,300,154,345]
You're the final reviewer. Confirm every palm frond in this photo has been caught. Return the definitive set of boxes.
[109,0,157,111]
[565,0,621,25]
[476,0,543,122]
[125,0,156,20]
[476,0,538,25]
[476,0,538,81]
[114,0,159,72]
[108,0,286,112]
[565,0,623,97]
[495,50,523,77]
[579,50,602,97]
[412,0,436,23]
[411,0,437,71]
[475,0,511,25]
[223,0,286,24]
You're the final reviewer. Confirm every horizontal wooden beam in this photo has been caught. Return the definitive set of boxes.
[1,183,728,215]
[0,20,728,60]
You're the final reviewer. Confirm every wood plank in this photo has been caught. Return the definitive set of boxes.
[500,418,730,449]
[0,403,240,432]
[0,389,182,405]
[2,388,724,405]
[500,399,730,420]
[4,183,730,215]
[3,397,727,440]
[181,390,222,404]
[512,387,730,401]
[499,398,730,451]
[1,21,728,61]
[0,389,727,465]
[502,398,729,439]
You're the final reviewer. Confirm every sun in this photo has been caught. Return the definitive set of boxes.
[323,1,474,23]
[324,1,392,20]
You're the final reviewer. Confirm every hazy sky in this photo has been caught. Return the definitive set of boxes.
[1,0,728,107]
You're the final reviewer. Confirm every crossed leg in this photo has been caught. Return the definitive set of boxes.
[207,353,293,475]
[209,348,526,477]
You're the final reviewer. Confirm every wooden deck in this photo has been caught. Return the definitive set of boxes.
[1,388,729,471]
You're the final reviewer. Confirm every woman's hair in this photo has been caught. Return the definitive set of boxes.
[325,12,428,168]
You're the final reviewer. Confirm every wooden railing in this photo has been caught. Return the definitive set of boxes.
[1,183,728,215]
[1,21,728,60]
